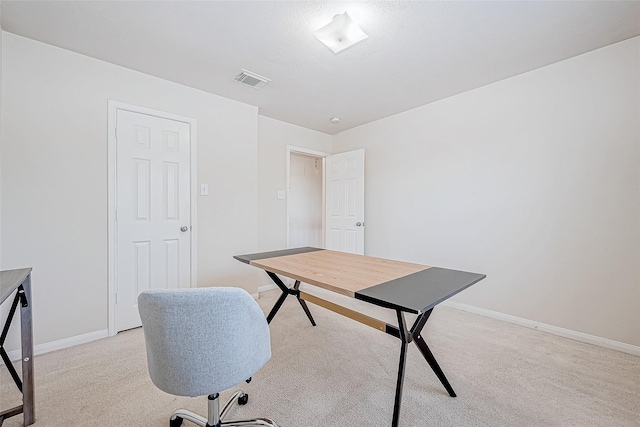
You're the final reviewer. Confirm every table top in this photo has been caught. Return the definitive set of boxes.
[0,268,32,305]
[234,248,485,314]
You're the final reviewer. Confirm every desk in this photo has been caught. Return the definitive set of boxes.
[235,248,485,426]
[0,269,35,426]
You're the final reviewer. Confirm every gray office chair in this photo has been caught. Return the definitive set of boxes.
[138,287,279,427]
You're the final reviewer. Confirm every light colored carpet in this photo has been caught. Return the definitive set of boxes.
[1,288,639,426]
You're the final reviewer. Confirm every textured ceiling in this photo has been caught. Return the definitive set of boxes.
[2,1,639,134]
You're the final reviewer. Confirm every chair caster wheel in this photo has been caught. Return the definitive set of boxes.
[246,377,252,383]
[170,416,183,427]
[238,393,249,405]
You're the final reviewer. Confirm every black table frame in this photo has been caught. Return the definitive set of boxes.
[235,249,485,427]
[0,271,35,426]
[262,270,455,427]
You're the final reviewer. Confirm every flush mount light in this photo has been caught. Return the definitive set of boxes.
[314,12,368,54]
[330,116,341,124]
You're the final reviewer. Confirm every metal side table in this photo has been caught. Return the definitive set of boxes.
[0,268,35,426]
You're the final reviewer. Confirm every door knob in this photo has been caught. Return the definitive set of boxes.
[180,226,189,232]
[356,222,362,227]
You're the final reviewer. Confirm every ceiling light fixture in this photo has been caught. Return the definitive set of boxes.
[313,12,368,54]
[330,116,341,124]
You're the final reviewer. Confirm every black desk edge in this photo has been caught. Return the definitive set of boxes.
[355,267,486,314]
[234,247,323,264]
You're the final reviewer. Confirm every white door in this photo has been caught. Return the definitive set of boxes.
[326,149,365,254]
[289,153,323,248]
[115,109,191,332]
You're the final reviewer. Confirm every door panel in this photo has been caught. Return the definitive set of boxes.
[116,109,191,332]
[325,149,365,254]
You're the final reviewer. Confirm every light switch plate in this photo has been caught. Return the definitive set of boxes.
[200,184,209,196]
[277,190,285,200]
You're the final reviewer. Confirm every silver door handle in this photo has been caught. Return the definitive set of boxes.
[356,222,363,227]
[180,226,189,232]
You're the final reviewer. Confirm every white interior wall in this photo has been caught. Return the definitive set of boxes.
[0,11,5,323]
[0,33,262,352]
[0,12,3,268]
[256,116,331,253]
[332,37,640,347]
[0,8,4,270]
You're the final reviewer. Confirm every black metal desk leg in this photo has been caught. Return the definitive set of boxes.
[411,310,456,398]
[293,281,316,326]
[391,311,409,427]
[413,334,456,397]
[264,272,315,326]
[265,271,289,324]
[0,290,23,392]
[20,276,35,425]
[266,289,288,325]
[0,276,35,426]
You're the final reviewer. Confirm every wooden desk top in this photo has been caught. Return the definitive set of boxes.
[248,249,429,298]
[0,268,32,305]
[235,248,485,314]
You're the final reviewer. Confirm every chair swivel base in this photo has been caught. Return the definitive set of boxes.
[169,390,278,427]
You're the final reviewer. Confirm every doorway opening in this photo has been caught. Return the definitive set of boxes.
[286,146,366,254]
[286,147,328,249]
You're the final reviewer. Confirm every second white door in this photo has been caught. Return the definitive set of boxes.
[325,149,365,254]
[115,109,191,332]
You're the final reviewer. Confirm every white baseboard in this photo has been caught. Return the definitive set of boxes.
[4,329,109,363]
[252,284,279,300]
[442,301,640,357]
[253,286,639,356]
[258,284,278,294]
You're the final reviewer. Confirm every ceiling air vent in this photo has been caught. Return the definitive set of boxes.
[233,69,270,89]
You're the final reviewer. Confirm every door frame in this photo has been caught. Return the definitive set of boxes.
[286,146,330,250]
[107,100,198,337]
